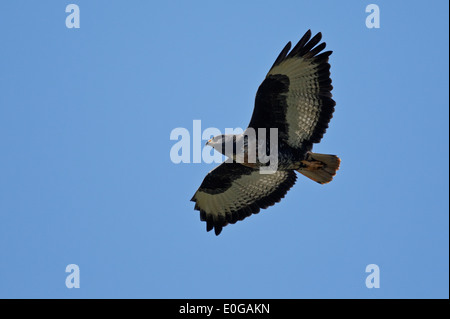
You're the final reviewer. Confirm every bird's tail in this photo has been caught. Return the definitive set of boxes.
[296,152,340,184]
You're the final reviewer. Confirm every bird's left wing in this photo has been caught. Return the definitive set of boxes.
[191,163,297,235]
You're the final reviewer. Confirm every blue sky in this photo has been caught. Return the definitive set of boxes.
[0,1,448,298]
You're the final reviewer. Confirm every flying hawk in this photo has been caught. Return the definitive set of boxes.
[191,30,340,235]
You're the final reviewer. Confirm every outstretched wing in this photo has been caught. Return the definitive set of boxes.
[191,163,297,235]
[248,30,335,155]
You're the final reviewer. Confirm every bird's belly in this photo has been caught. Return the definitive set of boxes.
[236,147,305,170]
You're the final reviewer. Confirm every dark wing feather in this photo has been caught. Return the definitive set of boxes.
[269,41,292,70]
[191,163,297,235]
[248,30,336,155]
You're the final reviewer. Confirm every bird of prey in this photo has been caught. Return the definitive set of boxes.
[191,30,340,235]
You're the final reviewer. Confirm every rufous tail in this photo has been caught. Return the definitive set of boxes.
[296,152,341,184]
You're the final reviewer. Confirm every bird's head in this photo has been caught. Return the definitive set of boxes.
[206,134,235,156]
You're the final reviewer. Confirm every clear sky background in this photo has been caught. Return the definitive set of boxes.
[0,1,448,298]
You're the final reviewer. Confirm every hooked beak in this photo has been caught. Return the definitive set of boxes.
[205,139,212,146]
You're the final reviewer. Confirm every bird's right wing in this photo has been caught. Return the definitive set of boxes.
[191,163,297,235]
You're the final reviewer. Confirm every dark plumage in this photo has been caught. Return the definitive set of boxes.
[191,30,340,235]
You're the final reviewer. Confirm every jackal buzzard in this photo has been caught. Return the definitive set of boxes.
[191,30,340,235]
